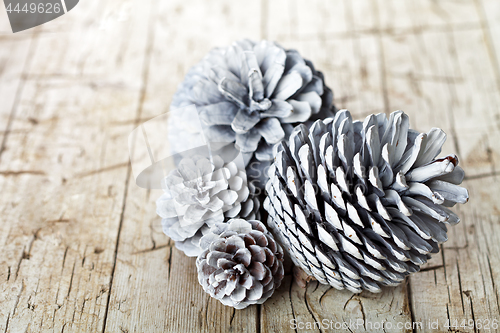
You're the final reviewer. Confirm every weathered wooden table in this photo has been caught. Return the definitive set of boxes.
[1,0,499,332]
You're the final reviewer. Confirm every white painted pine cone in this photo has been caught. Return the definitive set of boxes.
[156,154,255,257]
[264,110,469,293]
[196,219,285,309]
[169,39,334,188]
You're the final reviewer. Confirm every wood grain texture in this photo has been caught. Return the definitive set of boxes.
[0,0,499,332]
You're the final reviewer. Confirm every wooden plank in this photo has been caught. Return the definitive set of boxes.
[0,0,153,331]
[104,0,263,332]
[262,1,414,332]
[378,1,500,332]
[264,0,500,332]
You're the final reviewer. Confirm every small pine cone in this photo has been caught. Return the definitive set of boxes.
[169,39,334,187]
[264,110,469,293]
[156,154,251,257]
[196,219,285,309]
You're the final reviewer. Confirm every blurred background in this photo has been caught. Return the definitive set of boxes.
[0,0,499,332]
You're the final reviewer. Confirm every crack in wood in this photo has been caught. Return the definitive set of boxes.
[12,279,25,316]
[486,254,500,315]
[318,287,331,306]
[67,261,76,299]
[166,246,173,280]
[256,304,261,333]
[405,280,417,333]
[229,308,236,327]
[101,0,159,330]
[131,244,170,255]
[464,171,500,180]
[419,265,444,272]
[0,170,46,176]
[74,162,128,178]
[303,284,323,333]
[288,281,298,333]
[343,293,356,310]
[3,313,10,333]
[470,293,477,333]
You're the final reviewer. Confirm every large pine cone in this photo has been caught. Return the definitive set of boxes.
[264,110,469,293]
[156,155,257,257]
[196,219,285,309]
[169,39,333,187]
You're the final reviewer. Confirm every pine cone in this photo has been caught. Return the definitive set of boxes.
[156,154,253,257]
[264,110,469,293]
[169,39,333,187]
[196,219,285,309]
